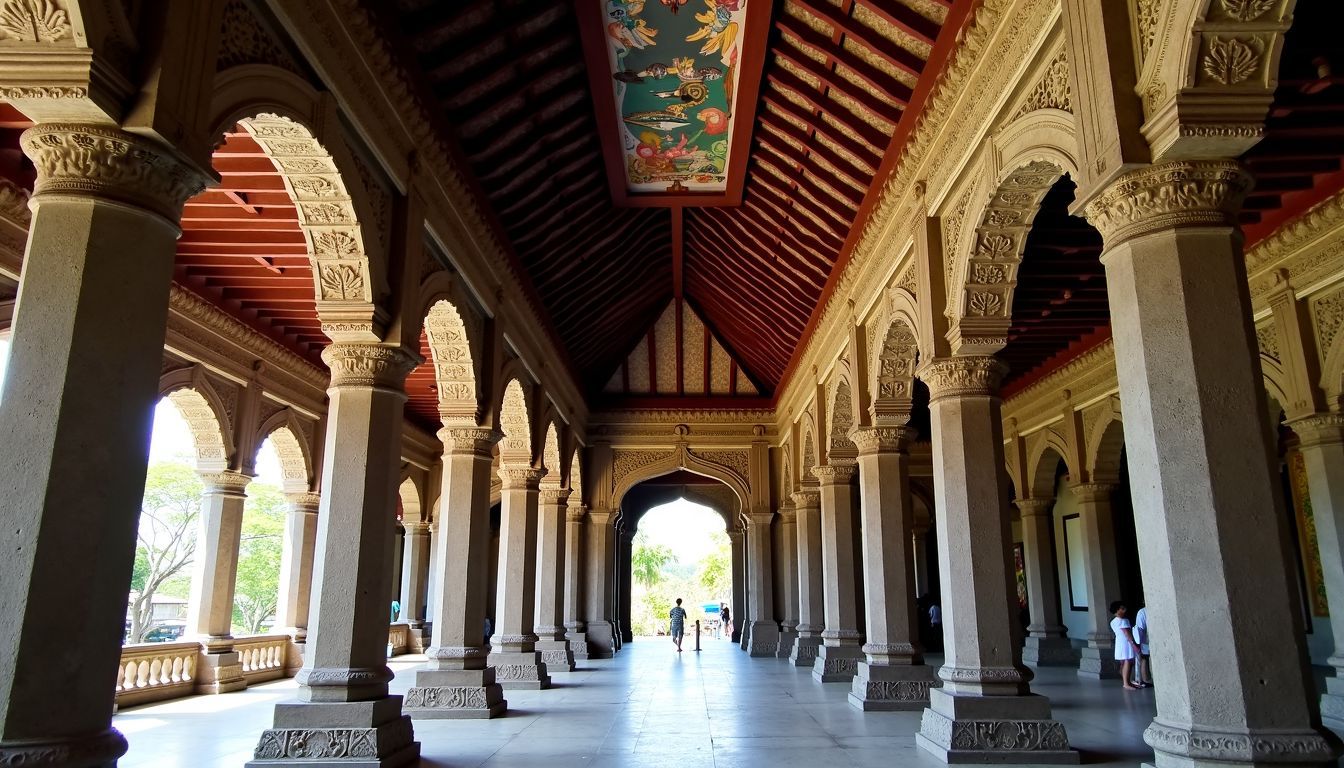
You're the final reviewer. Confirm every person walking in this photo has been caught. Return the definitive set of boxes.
[720,603,731,640]
[669,598,688,652]
[1110,601,1146,690]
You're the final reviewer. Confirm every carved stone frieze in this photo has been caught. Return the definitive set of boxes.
[918,357,1008,402]
[849,426,916,455]
[253,717,414,760]
[1288,413,1344,449]
[819,656,860,676]
[1255,321,1279,361]
[693,449,750,481]
[790,489,820,508]
[320,344,418,389]
[863,679,936,701]
[216,0,301,74]
[539,488,571,506]
[872,317,918,423]
[438,427,501,457]
[1143,721,1337,762]
[21,124,211,224]
[492,663,542,681]
[812,464,858,484]
[498,466,545,490]
[0,729,128,766]
[1082,161,1252,244]
[1014,50,1072,117]
[0,0,72,44]
[611,450,673,489]
[404,685,488,710]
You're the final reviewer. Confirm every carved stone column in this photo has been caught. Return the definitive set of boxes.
[730,529,748,647]
[0,124,209,767]
[790,490,824,666]
[249,344,421,766]
[849,426,937,710]
[584,509,617,658]
[425,521,439,623]
[617,524,635,644]
[776,505,800,658]
[489,467,550,689]
[406,428,504,720]
[1292,414,1344,730]
[914,357,1074,764]
[563,501,589,660]
[277,492,321,674]
[746,510,780,656]
[1015,497,1077,669]
[1083,162,1337,768]
[1068,484,1122,679]
[187,470,253,694]
[912,521,931,598]
[398,521,431,650]
[812,464,864,683]
[535,488,576,671]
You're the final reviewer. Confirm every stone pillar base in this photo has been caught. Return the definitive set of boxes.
[487,651,551,690]
[585,622,615,659]
[739,621,751,651]
[848,662,939,711]
[535,639,576,672]
[407,627,430,655]
[248,698,420,767]
[195,650,247,695]
[0,728,128,768]
[1140,720,1338,768]
[776,626,799,658]
[812,644,863,683]
[748,622,781,657]
[1077,646,1119,679]
[789,635,822,667]
[916,688,1077,764]
[1022,636,1080,668]
[404,667,506,719]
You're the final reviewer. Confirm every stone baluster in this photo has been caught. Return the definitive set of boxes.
[406,427,504,719]
[1068,483,1122,678]
[186,470,253,694]
[914,356,1074,763]
[489,466,550,689]
[0,124,209,767]
[849,426,937,710]
[563,501,589,660]
[249,343,421,766]
[277,492,321,674]
[534,488,576,671]
[1015,497,1078,668]
[775,505,800,658]
[812,463,864,683]
[789,490,824,666]
[1081,161,1337,767]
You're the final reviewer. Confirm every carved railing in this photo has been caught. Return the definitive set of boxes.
[234,634,291,685]
[388,623,410,656]
[115,641,200,707]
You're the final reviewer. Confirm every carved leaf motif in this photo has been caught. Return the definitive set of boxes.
[1220,0,1275,21]
[0,0,69,43]
[973,263,1008,283]
[968,291,1003,316]
[1202,37,1260,85]
[319,264,364,300]
[313,230,360,258]
[977,233,1014,260]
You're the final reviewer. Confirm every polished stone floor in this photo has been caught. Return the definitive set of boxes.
[115,637,1160,767]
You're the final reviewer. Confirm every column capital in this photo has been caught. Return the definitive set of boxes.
[540,488,572,506]
[587,509,614,526]
[1068,482,1117,503]
[777,505,797,524]
[566,504,587,522]
[812,463,858,485]
[403,520,430,536]
[727,529,744,542]
[320,343,419,389]
[285,491,321,512]
[437,426,502,456]
[21,123,211,225]
[916,356,1007,402]
[499,466,546,490]
[1289,412,1344,448]
[1014,497,1054,518]
[199,470,252,495]
[790,489,820,508]
[748,510,775,526]
[1082,161,1251,245]
[849,425,916,455]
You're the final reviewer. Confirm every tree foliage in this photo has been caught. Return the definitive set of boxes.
[232,481,287,635]
[696,530,731,598]
[631,530,674,589]
[128,462,202,643]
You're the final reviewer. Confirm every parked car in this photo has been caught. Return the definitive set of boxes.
[140,621,187,643]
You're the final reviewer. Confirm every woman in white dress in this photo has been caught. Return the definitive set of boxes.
[1109,601,1146,690]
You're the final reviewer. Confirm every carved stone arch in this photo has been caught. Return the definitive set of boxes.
[827,373,858,462]
[567,445,585,502]
[209,64,389,342]
[1260,354,1291,416]
[540,420,562,489]
[1026,431,1071,499]
[255,407,314,493]
[910,480,935,522]
[159,366,234,473]
[781,444,793,498]
[800,420,819,486]
[398,475,424,523]
[870,311,920,426]
[422,297,481,425]
[497,376,532,465]
[1087,400,1127,485]
[625,484,741,534]
[611,444,751,518]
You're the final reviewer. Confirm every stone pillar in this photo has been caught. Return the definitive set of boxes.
[1293,414,1344,729]
[184,470,252,695]
[812,464,864,683]
[584,510,617,658]
[730,529,748,647]
[1016,498,1077,668]
[746,511,780,656]
[407,427,504,720]
[912,522,931,598]
[249,344,421,766]
[617,525,635,644]
[535,488,576,672]
[389,526,405,608]
[398,521,431,650]
[849,427,938,710]
[563,501,589,660]
[425,522,439,623]
[277,492,321,674]
[0,125,208,767]
[914,357,1074,764]
[489,467,550,689]
[776,506,800,657]
[790,490,824,666]
[1082,161,1337,768]
[1069,484,1122,679]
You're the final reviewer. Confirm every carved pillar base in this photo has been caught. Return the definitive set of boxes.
[848,662,940,711]
[1077,640,1120,679]
[565,628,590,661]
[535,639,576,672]
[247,699,419,767]
[1022,636,1079,668]
[776,623,799,659]
[486,651,551,690]
[1139,721,1337,768]
[585,622,615,659]
[195,649,247,695]
[812,643,864,683]
[748,621,780,657]
[916,689,1077,764]
[790,634,822,667]
[0,729,128,768]
[405,668,506,720]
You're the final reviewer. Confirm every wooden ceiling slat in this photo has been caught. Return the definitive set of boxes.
[740,199,835,277]
[773,44,907,121]
[776,16,913,105]
[689,215,819,308]
[510,186,608,253]
[758,112,873,191]
[749,174,846,243]
[709,206,829,284]
[762,91,882,164]
[535,214,644,286]
[853,0,944,45]
[766,70,890,151]
[756,139,865,209]
[686,238,814,322]
[752,157,856,230]
[790,0,927,76]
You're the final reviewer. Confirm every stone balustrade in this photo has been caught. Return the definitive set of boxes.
[234,635,290,685]
[115,641,200,707]
[388,622,411,656]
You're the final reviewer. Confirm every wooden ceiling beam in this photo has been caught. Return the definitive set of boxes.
[712,203,829,281]
[766,70,890,150]
[752,158,855,231]
[776,16,913,105]
[690,216,819,308]
[749,174,845,243]
[789,0,927,76]
[758,111,873,189]
[773,46,907,122]
[761,92,881,163]
[853,0,943,45]
[756,139,866,209]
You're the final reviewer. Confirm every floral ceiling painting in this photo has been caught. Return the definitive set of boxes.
[602,0,748,193]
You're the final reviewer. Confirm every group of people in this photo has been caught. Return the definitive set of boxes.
[1110,601,1152,690]
[666,600,732,652]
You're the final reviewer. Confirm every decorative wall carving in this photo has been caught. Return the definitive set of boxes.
[693,449,750,482]
[918,357,1008,401]
[216,0,301,74]
[1082,161,1252,244]
[612,450,674,490]
[424,300,478,421]
[404,685,488,709]
[1015,50,1072,116]
[1311,287,1344,365]
[320,344,417,389]
[0,0,71,43]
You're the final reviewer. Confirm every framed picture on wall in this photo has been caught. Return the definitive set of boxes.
[1062,514,1088,612]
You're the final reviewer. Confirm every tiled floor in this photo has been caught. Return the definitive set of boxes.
[115,638,1159,767]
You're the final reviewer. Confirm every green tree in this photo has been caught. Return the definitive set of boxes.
[232,481,287,635]
[696,530,731,600]
[631,530,674,589]
[128,462,202,643]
